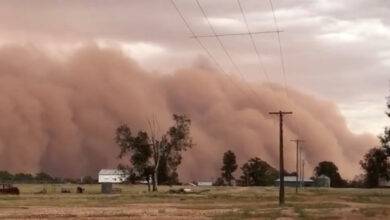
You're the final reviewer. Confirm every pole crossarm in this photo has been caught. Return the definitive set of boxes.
[190,30,283,38]
[269,111,292,115]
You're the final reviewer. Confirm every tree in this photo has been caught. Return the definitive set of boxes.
[359,91,390,187]
[161,114,194,185]
[35,172,54,183]
[381,92,390,156]
[82,176,97,184]
[360,148,388,187]
[115,114,193,191]
[220,150,238,186]
[213,177,225,186]
[13,173,34,183]
[116,126,153,191]
[0,171,13,182]
[239,157,278,186]
[314,161,346,187]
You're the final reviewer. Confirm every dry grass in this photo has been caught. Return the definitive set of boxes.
[0,184,389,219]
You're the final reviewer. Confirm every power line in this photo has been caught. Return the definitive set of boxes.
[192,0,273,105]
[170,0,260,104]
[190,30,282,38]
[237,0,270,82]
[268,0,287,89]
[194,0,247,81]
[268,0,301,138]
[170,0,227,75]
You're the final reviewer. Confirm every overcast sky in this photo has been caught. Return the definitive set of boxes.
[0,0,389,134]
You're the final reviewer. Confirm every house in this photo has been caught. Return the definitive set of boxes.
[315,175,331,187]
[196,181,213,186]
[379,178,390,187]
[274,176,314,187]
[98,169,129,183]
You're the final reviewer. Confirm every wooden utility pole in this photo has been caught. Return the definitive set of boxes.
[269,111,292,206]
[302,160,305,187]
[291,139,304,194]
[299,148,303,187]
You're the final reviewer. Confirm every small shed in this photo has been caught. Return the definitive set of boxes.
[315,175,331,187]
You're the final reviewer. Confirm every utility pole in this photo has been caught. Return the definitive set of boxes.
[290,139,304,194]
[269,111,292,206]
[302,160,305,187]
[298,146,304,188]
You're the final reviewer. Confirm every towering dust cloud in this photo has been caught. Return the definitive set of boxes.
[0,45,376,180]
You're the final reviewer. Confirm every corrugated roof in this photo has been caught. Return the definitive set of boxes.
[275,176,313,182]
[98,169,127,175]
[318,175,330,179]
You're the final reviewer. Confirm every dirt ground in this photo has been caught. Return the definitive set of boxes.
[0,184,389,219]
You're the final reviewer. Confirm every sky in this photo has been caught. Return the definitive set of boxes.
[0,0,388,135]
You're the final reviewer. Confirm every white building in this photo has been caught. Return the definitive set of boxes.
[379,178,390,187]
[98,169,129,183]
[197,181,213,186]
[275,176,314,187]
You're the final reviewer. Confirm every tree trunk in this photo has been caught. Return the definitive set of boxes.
[152,170,158,191]
[153,152,161,191]
[146,176,151,192]
[152,142,161,192]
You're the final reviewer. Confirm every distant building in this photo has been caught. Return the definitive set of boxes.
[197,181,213,186]
[379,178,390,187]
[274,176,314,187]
[98,169,129,183]
[315,175,331,187]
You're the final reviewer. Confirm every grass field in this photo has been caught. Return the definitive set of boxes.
[0,184,389,219]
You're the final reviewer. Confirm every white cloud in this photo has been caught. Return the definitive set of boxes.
[318,19,390,43]
[313,0,344,11]
[339,101,388,135]
[96,39,166,60]
[207,17,243,30]
[120,42,166,60]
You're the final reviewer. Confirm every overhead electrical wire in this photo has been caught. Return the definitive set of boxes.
[268,0,288,89]
[268,0,301,139]
[236,0,270,82]
[170,0,227,75]
[193,0,271,103]
[194,0,247,81]
[170,0,260,103]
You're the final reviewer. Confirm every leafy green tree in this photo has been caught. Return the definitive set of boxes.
[13,173,34,183]
[240,157,278,186]
[116,127,153,191]
[360,148,388,187]
[381,93,390,156]
[35,172,54,183]
[314,161,346,187]
[115,114,193,191]
[213,177,225,186]
[360,92,390,187]
[0,171,13,182]
[221,150,238,186]
[162,114,194,185]
[82,176,97,184]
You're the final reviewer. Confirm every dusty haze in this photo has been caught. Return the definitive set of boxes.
[0,45,377,180]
